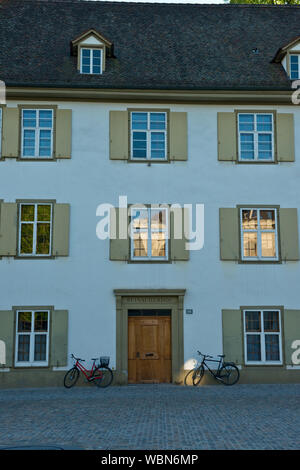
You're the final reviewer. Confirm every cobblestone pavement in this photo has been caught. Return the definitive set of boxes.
[0,384,299,450]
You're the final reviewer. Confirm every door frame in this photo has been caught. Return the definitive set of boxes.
[114,289,185,384]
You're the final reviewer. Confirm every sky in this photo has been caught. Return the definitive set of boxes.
[88,1,226,4]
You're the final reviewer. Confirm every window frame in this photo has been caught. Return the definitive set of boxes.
[237,111,275,163]
[80,47,103,75]
[21,108,54,159]
[289,53,300,80]
[17,202,53,258]
[0,106,2,158]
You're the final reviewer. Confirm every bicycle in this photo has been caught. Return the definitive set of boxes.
[184,351,240,386]
[64,354,113,388]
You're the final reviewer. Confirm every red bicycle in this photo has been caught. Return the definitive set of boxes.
[64,354,113,388]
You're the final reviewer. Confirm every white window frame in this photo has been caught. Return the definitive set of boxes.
[238,113,274,162]
[15,310,50,367]
[21,109,54,159]
[130,206,169,261]
[240,207,279,261]
[18,203,53,257]
[243,309,282,365]
[130,111,168,161]
[0,107,2,157]
[290,54,300,80]
[80,48,103,75]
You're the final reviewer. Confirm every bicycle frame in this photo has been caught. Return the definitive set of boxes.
[74,358,98,381]
[201,357,224,379]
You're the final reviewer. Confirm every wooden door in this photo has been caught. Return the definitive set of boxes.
[128,316,171,383]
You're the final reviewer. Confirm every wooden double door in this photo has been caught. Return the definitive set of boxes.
[128,310,172,384]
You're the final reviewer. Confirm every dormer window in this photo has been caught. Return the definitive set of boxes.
[290,55,300,80]
[81,48,102,75]
[273,37,300,81]
[71,29,113,76]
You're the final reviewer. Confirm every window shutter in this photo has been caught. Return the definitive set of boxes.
[283,310,300,365]
[50,310,68,367]
[222,309,243,365]
[219,208,240,261]
[109,207,129,260]
[52,203,70,257]
[170,207,189,261]
[2,107,19,158]
[55,109,72,159]
[109,111,129,160]
[276,113,295,162]
[0,310,14,367]
[0,203,18,256]
[279,208,299,261]
[217,112,237,161]
[169,112,188,161]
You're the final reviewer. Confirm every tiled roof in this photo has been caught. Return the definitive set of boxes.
[1,0,300,90]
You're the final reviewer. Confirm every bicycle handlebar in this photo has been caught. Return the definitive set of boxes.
[197,351,213,359]
[71,354,85,362]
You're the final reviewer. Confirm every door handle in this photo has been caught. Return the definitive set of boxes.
[136,352,140,358]
[145,353,154,357]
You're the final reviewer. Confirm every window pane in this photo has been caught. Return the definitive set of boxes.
[261,232,276,258]
[17,335,30,362]
[93,66,101,74]
[23,110,36,127]
[39,129,52,157]
[243,232,257,257]
[151,132,165,159]
[34,312,48,332]
[240,133,254,160]
[258,134,272,160]
[245,311,261,332]
[150,113,166,130]
[132,209,148,230]
[82,49,91,57]
[151,233,166,257]
[263,311,279,332]
[151,210,166,230]
[132,131,147,158]
[265,334,280,361]
[36,223,51,255]
[132,113,147,130]
[93,49,101,58]
[257,114,272,132]
[34,335,47,361]
[37,205,51,222]
[242,209,257,230]
[39,110,53,128]
[20,224,34,254]
[23,129,36,156]
[239,114,254,132]
[18,312,32,332]
[246,334,261,361]
[21,205,35,222]
[133,232,148,257]
[260,210,275,230]
[82,65,91,74]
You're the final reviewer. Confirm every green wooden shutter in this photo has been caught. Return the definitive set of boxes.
[219,208,240,261]
[2,107,19,158]
[52,204,70,256]
[109,111,129,160]
[222,309,243,364]
[169,112,188,161]
[217,112,237,161]
[170,207,189,261]
[50,310,68,367]
[279,208,299,261]
[55,109,72,159]
[276,113,295,162]
[0,310,14,367]
[109,207,129,260]
[0,203,18,256]
[283,310,300,365]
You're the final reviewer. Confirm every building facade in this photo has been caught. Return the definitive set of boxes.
[0,1,300,387]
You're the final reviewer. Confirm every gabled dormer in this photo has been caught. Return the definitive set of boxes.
[273,36,300,80]
[71,29,114,75]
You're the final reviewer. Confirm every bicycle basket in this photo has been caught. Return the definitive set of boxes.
[99,356,110,367]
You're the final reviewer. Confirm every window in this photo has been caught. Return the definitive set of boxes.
[18,203,53,257]
[80,48,102,74]
[240,208,278,261]
[290,55,300,80]
[130,207,169,261]
[243,310,282,365]
[238,113,274,161]
[21,109,53,158]
[0,107,2,156]
[15,310,50,367]
[131,112,167,160]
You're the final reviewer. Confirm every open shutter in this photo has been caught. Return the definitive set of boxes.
[0,203,18,256]
[55,109,72,159]
[283,310,300,365]
[222,309,243,365]
[279,208,299,261]
[109,111,129,160]
[170,207,189,261]
[219,208,240,261]
[0,310,14,367]
[52,203,70,256]
[50,310,68,367]
[169,112,188,161]
[217,112,237,161]
[276,113,295,162]
[2,107,19,158]
[109,207,129,260]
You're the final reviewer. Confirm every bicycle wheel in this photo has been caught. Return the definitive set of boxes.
[92,366,113,388]
[184,366,204,386]
[64,367,79,388]
[218,363,240,385]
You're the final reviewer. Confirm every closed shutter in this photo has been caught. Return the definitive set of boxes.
[0,310,14,367]
[2,107,19,158]
[50,310,68,367]
[219,208,240,261]
[169,112,188,161]
[276,113,295,162]
[55,109,72,159]
[0,203,18,256]
[222,309,243,364]
[52,204,70,256]
[109,111,129,160]
[279,208,299,261]
[170,207,189,261]
[109,207,129,260]
[283,310,300,365]
[217,112,237,161]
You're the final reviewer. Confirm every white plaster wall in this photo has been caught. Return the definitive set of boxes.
[1,101,300,370]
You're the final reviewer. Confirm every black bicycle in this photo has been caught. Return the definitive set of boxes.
[185,351,240,386]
